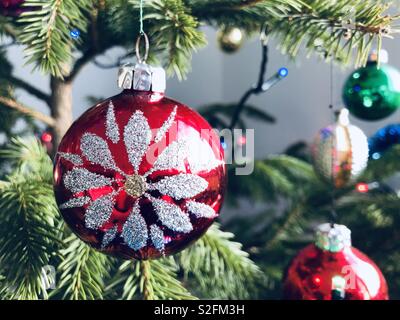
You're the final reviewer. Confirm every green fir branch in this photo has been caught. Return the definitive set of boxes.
[0,137,53,180]
[106,258,196,300]
[52,235,113,300]
[0,138,60,300]
[227,155,315,206]
[143,0,207,79]
[17,0,92,78]
[0,177,60,299]
[177,224,263,299]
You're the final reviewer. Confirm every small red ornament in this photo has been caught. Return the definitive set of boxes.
[54,62,226,260]
[40,131,54,155]
[283,223,389,300]
[356,182,369,193]
[41,131,53,143]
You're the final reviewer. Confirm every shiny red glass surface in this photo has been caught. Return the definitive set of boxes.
[283,244,389,300]
[54,90,226,259]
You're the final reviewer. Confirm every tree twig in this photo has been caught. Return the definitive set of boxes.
[140,260,153,300]
[233,0,264,9]
[93,51,135,69]
[8,75,51,105]
[265,202,304,250]
[0,96,56,127]
[3,23,18,40]
[64,51,95,83]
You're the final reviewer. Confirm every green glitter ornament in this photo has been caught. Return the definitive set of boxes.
[342,51,400,121]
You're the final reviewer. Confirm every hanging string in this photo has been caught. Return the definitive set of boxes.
[329,57,334,111]
[139,0,144,35]
[135,0,149,63]
[328,26,338,226]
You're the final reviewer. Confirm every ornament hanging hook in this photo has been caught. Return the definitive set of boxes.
[135,32,149,64]
[260,24,269,45]
[135,0,149,64]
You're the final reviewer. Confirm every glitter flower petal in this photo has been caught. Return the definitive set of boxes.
[85,194,114,230]
[63,168,112,193]
[124,110,152,173]
[101,225,118,248]
[150,173,208,200]
[151,197,193,233]
[59,196,91,209]
[80,133,119,171]
[154,106,177,143]
[122,203,148,250]
[58,152,83,166]
[150,224,165,252]
[149,139,188,174]
[186,201,216,219]
[106,101,120,144]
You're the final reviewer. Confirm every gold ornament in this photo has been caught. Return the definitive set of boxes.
[217,27,244,53]
[312,108,369,188]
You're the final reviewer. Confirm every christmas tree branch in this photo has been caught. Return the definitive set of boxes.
[177,224,263,299]
[52,235,112,300]
[140,260,154,300]
[265,201,306,249]
[144,0,207,79]
[107,259,196,300]
[0,137,54,179]
[0,139,60,300]
[269,0,397,65]
[2,23,18,40]
[18,0,91,79]
[0,96,55,127]
[65,50,96,83]
[8,75,51,105]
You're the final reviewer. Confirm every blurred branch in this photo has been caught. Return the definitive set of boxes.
[18,0,92,79]
[3,23,18,39]
[8,75,51,105]
[265,202,305,249]
[141,260,153,300]
[65,51,95,83]
[0,96,55,127]
[93,51,134,69]
[234,0,264,8]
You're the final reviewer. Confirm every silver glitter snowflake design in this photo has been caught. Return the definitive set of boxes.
[58,101,223,253]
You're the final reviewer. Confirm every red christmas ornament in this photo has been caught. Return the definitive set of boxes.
[283,223,389,300]
[356,182,369,193]
[40,131,54,155]
[54,62,226,260]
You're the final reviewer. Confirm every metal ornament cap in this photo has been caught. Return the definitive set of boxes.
[368,49,389,64]
[118,62,166,93]
[315,223,352,252]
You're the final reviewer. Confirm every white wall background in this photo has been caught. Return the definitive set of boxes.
[7,27,400,159]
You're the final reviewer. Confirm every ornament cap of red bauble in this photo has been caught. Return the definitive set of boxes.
[117,62,166,93]
[315,223,351,252]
